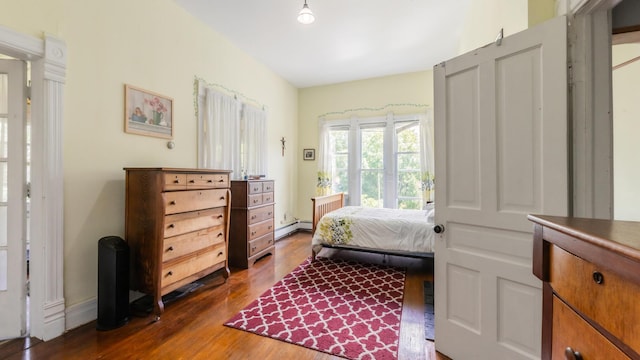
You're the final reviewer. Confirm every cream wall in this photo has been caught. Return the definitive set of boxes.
[458,0,529,54]
[296,71,433,221]
[0,0,298,312]
[612,43,640,221]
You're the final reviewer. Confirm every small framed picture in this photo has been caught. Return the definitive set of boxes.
[303,148,315,161]
[124,84,173,139]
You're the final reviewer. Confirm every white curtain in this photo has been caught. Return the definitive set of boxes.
[316,118,332,195]
[241,103,267,177]
[419,111,435,207]
[202,88,241,176]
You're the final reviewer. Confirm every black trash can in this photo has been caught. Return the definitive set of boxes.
[96,236,129,331]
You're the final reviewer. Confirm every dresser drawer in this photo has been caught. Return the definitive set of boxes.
[262,181,274,193]
[187,173,229,189]
[262,192,274,204]
[248,182,263,194]
[161,243,226,289]
[164,207,225,237]
[248,205,274,225]
[164,173,187,190]
[552,296,628,359]
[162,225,226,262]
[249,233,274,257]
[164,189,228,215]
[248,193,263,207]
[550,245,640,351]
[248,219,274,241]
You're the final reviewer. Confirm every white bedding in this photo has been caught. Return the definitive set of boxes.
[312,206,435,253]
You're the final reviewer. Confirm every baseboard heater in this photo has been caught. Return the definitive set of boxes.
[275,220,313,240]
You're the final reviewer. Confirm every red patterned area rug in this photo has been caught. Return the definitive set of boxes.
[224,256,406,360]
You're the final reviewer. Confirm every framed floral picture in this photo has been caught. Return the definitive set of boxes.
[124,84,173,139]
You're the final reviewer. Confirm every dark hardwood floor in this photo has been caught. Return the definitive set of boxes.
[0,232,450,359]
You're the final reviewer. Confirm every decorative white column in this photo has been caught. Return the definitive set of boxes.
[28,33,67,341]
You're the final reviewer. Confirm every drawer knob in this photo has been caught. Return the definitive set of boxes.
[169,200,176,205]
[217,251,224,257]
[167,246,174,252]
[592,271,604,285]
[251,231,256,236]
[168,224,175,229]
[207,179,213,183]
[173,179,180,184]
[218,215,224,219]
[251,215,257,219]
[564,347,582,360]
[189,180,195,183]
[268,212,272,216]
[220,196,225,200]
[217,233,223,238]
[218,179,224,182]
[166,271,173,277]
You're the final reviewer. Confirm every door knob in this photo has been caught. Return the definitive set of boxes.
[433,224,445,234]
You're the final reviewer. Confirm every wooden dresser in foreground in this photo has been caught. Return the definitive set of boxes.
[529,215,640,360]
[124,167,232,319]
[228,180,275,268]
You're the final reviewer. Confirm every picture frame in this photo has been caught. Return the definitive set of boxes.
[124,84,173,139]
[303,148,315,161]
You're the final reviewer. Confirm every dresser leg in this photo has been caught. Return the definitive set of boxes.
[223,266,230,279]
[153,298,165,321]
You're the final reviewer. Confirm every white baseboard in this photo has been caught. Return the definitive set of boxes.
[65,298,96,331]
[274,220,314,239]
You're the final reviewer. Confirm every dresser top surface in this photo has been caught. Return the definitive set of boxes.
[124,167,232,174]
[529,215,640,259]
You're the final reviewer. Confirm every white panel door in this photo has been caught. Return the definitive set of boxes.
[433,16,568,359]
[0,59,27,340]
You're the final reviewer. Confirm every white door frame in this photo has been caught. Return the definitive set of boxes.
[0,25,66,341]
[564,0,620,219]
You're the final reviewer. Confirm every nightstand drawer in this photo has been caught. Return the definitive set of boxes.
[248,205,274,225]
[162,225,225,262]
[249,233,274,257]
[550,245,640,350]
[164,207,225,237]
[552,296,628,359]
[164,189,228,215]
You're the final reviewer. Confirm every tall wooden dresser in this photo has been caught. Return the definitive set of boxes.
[529,215,640,359]
[229,180,275,268]
[124,167,232,319]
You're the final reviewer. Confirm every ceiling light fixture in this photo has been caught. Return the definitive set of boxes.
[297,0,315,25]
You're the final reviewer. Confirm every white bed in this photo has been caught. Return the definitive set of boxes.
[311,193,435,260]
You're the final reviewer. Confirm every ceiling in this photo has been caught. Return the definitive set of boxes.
[174,0,472,88]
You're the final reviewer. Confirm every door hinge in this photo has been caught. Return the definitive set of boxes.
[25,182,31,199]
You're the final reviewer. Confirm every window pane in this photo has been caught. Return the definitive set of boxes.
[398,171,421,197]
[329,129,349,196]
[361,170,383,208]
[361,128,384,170]
[397,123,419,152]
[398,199,421,210]
[397,153,420,171]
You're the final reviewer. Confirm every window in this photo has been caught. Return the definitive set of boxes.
[320,113,432,209]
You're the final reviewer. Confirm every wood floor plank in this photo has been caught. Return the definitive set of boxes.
[0,232,450,359]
